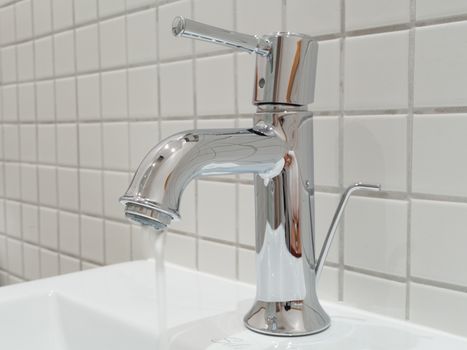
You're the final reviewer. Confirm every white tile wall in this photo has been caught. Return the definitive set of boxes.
[0,0,465,338]
[345,0,409,31]
[414,22,467,108]
[411,199,467,287]
[344,31,409,110]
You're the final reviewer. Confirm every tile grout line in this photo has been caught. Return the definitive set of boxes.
[0,4,10,284]
[29,0,42,279]
[123,0,132,261]
[72,0,84,272]
[405,0,417,321]
[337,0,346,302]
[50,0,61,277]
[189,0,200,272]
[96,0,107,266]
[233,0,240,281]
[12,0,27,281]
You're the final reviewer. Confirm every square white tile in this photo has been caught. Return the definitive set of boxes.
[32,0,52,36]
[55,77,77,121]
[101,70,128,120]
[165,232,197,269]
[5,201,21,238]
[415,22,467,108]
[104,220,131,264]
[22,204,39,243]
[57,167,79,211]
[79,123,102,168]
[54,30,75,76]
[38,166,57,206]
[0,5,15,45]
[127,9,157,65]
[238,247,255,284]
[5,163,21,200]
[410,283,467,337]
[34,37,54,79]
[1,47,16,83]
[2,86,18,122]
[76,24,99,73]
[52,0,73,31]
[23,243,40,280]
[317,266,339,302]
[315,192,340,264]
[238,184,255,247]
[79,169,103,216]
[3,124,20,160]
[59,255,81,274]
[40,248,59,278]
[159,60,194,117]
[36,80,55,122]
[7,239,23,277]
[99,16,126,69]
[17,42,34,82]
[344,31,409,110]
[345,0,409,31]
[128,66,158,119]
[20,164,38,203]
[344,270,406,319]
[74,0,97,24]
[5,163,21,199]
[314,116,339,187]
[413,114,467,197]
[98,0,125,18]
[15,0,33,40]
[18,83,35,122]
[37,124,56,164]
[416,0,467,21]
[411,199,467,287]
[77,74,100,120]
[343,115,407,191]
[196,54,235,115]
[102,122,129,170]
[345,196,408,276]
[39,207,58,249]
[59,211,80,256]
[198,239,236,279]
[286,0,340,36]
[81,215,104,264]
[56,124,78,166]
[311,40,340,112]
[198,180,236,243]
[237,0,283,34]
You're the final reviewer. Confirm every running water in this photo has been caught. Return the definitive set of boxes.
[143,226,168,350]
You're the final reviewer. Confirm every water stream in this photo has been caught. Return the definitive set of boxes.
[143,226,168,350]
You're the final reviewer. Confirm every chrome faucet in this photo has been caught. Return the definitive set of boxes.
[120,17,381,336]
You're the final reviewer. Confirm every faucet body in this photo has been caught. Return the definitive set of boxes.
[121,17,381,336]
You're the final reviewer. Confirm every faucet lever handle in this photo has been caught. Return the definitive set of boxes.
[172,16,271,56]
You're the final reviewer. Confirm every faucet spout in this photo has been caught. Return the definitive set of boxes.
[315,183,381,281]
[120,124,288,229]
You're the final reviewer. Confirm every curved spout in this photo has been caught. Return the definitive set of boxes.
[120,125,288,228]
[315,183,381,281]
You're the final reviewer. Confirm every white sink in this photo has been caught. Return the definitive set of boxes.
[0,260,465,349]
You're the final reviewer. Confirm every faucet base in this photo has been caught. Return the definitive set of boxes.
[243,300,331,337]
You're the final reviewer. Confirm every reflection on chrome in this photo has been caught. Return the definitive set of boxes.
[120,17,381,337]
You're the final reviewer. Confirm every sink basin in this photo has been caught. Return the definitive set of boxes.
[0,292,156,349]
[0,260,465,349]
